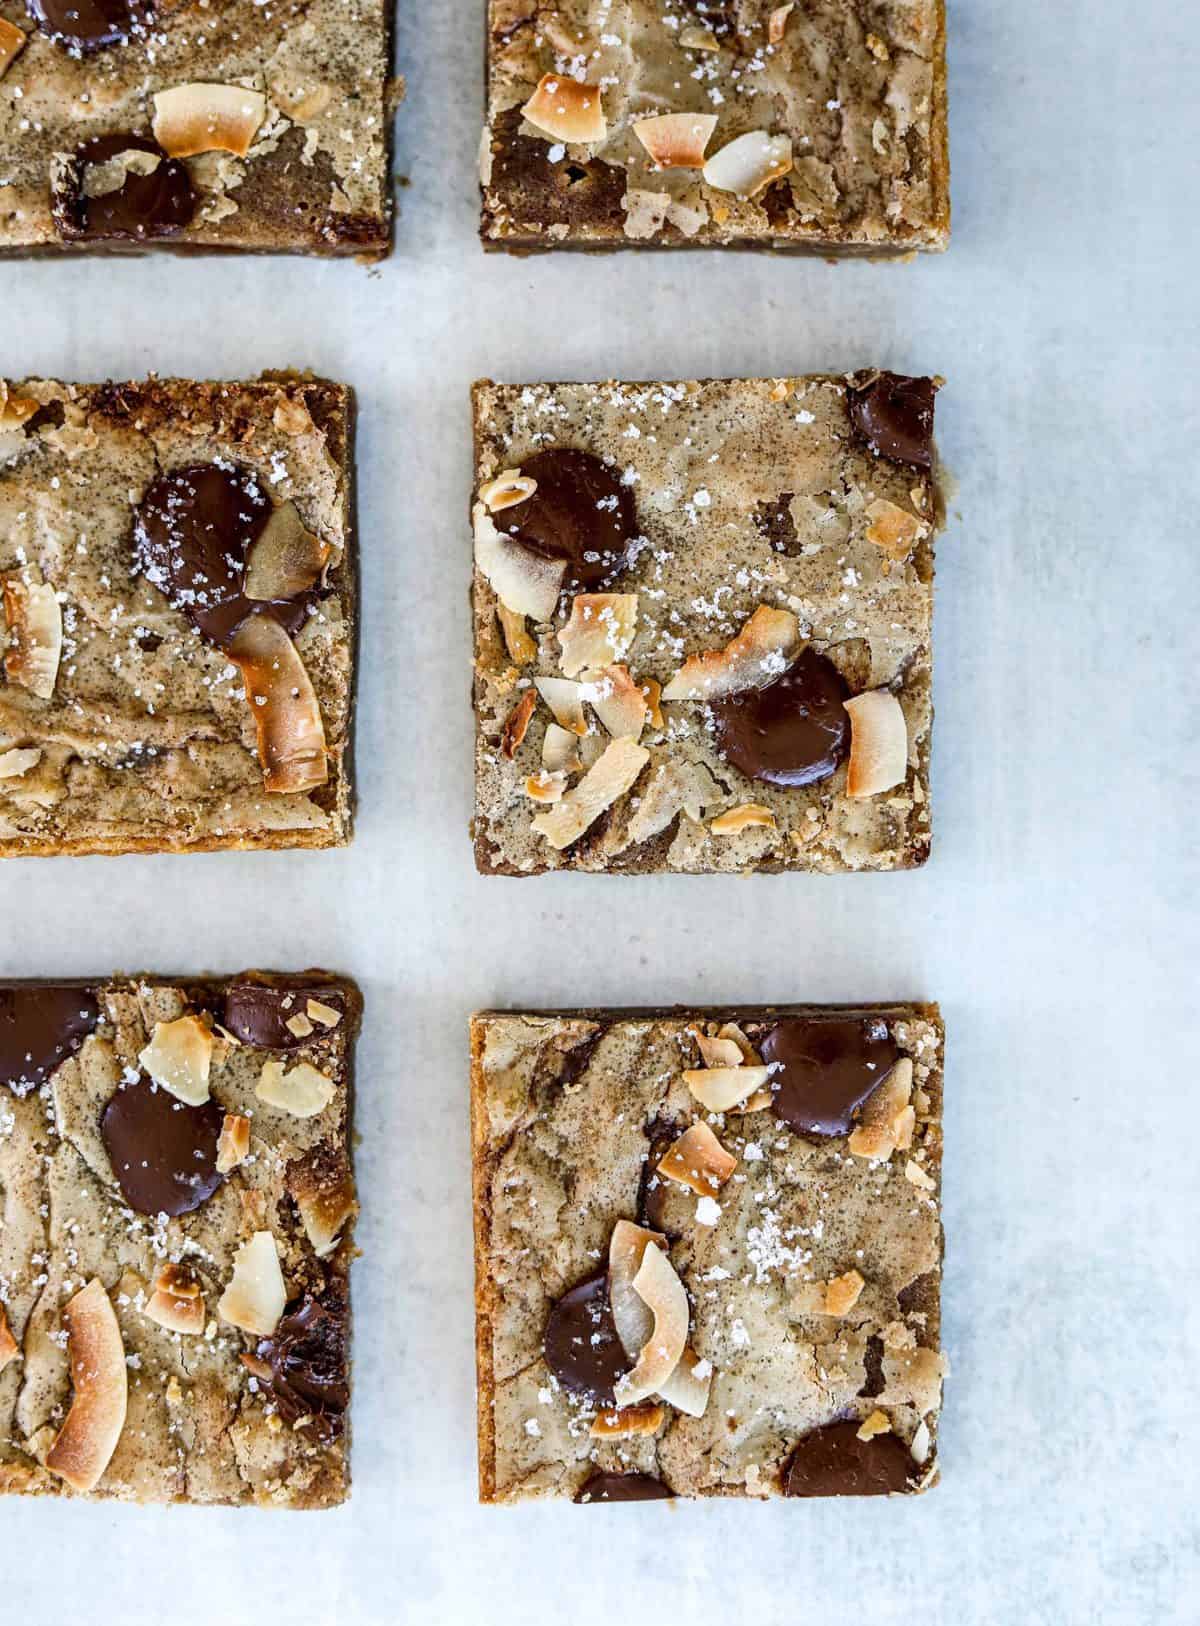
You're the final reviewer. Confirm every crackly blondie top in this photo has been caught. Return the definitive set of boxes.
[0,376,354,857]
[471,1006,944,1502]
[472,374,940,875]
[482,0,948,252]
[0,0,395,254]
[0,973,359,1508]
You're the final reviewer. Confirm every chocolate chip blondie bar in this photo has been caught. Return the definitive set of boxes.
[0,0,396,254]
[0,972,360,1507]
[472,372,941,875]
[471,1005,944,1502]
[481,0,948,253]
[0,375,355,857]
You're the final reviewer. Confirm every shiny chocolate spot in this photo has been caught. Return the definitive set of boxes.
[134,465,309,648]
[711,649,849,788]
[500,448,637,590]
[101,1079,224,1217]
[28,0,149,51]
[761,1016,901,1139]
[256,1290,349,1437]
[543,1272,627,1405]
[53,133,193,243]
[0,986,99,1095]
[575,1472,674,1503]
[783,1420,915,1497]
[222,983,345,1050]
[847,372,938,469]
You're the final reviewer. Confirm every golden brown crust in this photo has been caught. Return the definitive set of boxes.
[470,1015,500,1504]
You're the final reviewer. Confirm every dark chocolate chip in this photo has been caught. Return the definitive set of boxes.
[761,1016,901,1139]
[256,1290,349,1437]
[543,1272,628,1405]
[133,465,310,648]
[710,649,850,788]
[500,448,638,591]
[101,1079,224,1217]
[28,0,150,51]
[53,133,193,242]
[575,1472,674,1503]
[222,983,345,1050]
[847,372,938,469]
[783,1420,915,1497]
[0,986,99,1095]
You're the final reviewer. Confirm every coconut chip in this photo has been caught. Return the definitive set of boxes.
[847,1056,914,1159]
[3,571,63,700]
[227,614,328,795]
[657,1344,712,1417]
[844,689,908,797]
[0,383,37,430]
[683,1063,773,1112]
[541,722,582,774]
[690,1029,743,1069]
[857,1409,892,1442]
[824,1268,866,1317]
[557,593,638,677]
[657,1122,737,1195]
[633,111,717,169]
[662,604,799,701]
[474,502,565,623]
[144,1263,206,1336]
[613,1243,690,1407]
[768,3,794,42]
[581,663,646,740]
[702,130,793,198]
[865,498,928,560]
[218,1231,286,1338]
[306,998,341,1028]
[152,83,267,158]
[521,74,606,144]
[500,689,536,759]
[589,1403,665,1438]
[216,1112,251,1174]
[534,676,587,735]
[244,501,331,600]
[497,603,537,664]
[530,736,648,849]
[523,770,567,803]
[45,1280,128,1493]
[290,1161,356,1257]
[608,1220,667,1359]
[710,802,777,835]
[480,469,537,512]
[0,1306,18,1372]
[0,746,41,779]
[138,1014,214,1106]
[0,19,26,79]
[256,1059,335,1118]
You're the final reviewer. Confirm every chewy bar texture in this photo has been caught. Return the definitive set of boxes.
[0,375,355,857]
[0,0,394,255]
[471,1006,945,1503]
[0,973,360,1508]
[481,0,948,253]
[472,373,940,875]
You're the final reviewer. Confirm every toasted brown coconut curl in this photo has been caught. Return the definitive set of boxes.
[45,1280,128,1493]
[228,614,328,794]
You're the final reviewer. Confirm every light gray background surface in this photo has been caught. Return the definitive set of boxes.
[2,1,1197,1621]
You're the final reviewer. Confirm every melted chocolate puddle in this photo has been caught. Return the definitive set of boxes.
[0,987,99,1095]
[760,1016,901,1138]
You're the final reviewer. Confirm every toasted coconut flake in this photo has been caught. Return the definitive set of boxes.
[904,1158,936,1193]
[683,1064,772,1112]
[767,2,793,42]
[145,1265,206,1336]
[662,605,799,701]
[0,384,37,430]
[910,1419,931,1465]
[702,130,792,198]
[285,1011,314,1039]
[608,1219,666,1359]
[679,23,720,49]
[710,802,777,835]
[530,736,648,849]
[45,1280,127,1493]
[480,469,537,512]
[657,1122,737,1195]
[614,1243,690,1406]
[691,1029,744,1069]
[640,677,663,728]
[272,397,314,435]
[0,1306,18,1372]
[589,1402,665,1438]
[500,688,537,759]
[216,1112,251,1174]
[534,676,587,735]
[0,745,42,779]
[138,1014,214,1106]
[497,602,537,664]
[657,1345,712,1417]
[865,498,928,560]
[845,689,908,797]
[541,721,583,774]
[521,73,606,144]
[227,614,328,795]
[295,1174,356,1258]
[0,19,26,79]
[557,593,638,677]
[244,501,330,601]
[256,1059,335,1119]
[3,572,63,700]
[582,663,646,740]
[474,502,565,623]
[306,998,341,1028]
[857,1408,892,1442]
[717,1021,762,1065]
[218,1231,286,1337]
[848,1057,914,1159]
[824,1269,866,1317]
[524,770,567,803]
[633,111,717,169]
[152,82,267,158]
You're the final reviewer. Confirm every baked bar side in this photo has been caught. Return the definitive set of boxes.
[470,1015,501,1503]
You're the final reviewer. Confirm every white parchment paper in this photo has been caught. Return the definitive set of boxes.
[1,2,1196,1622]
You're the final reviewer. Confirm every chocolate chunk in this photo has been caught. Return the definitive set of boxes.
[711,649,850,788]
[0,986,99,1095]
[256,1290,349,1437]
[101,1079,224,1217]
[53,134,193,243]
[222,983,344,1050]
[761,1016,901,1138]
[134,465,310,648]
[28,0,150,50]
[500,448,638,590]
[783,1420,915,1497]
[847,372,938,468]
[575,1472,674,1503]
[543,1272,628,1405]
